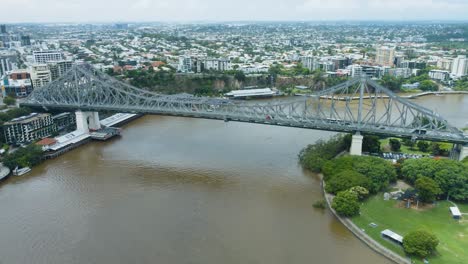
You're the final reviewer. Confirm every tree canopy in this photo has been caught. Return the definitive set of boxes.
[401,158,468,201]
[331,190,360,217]
[415,176,442,202]
[403,230,439,258]
[325,170,371,195]
[323,155,396,193]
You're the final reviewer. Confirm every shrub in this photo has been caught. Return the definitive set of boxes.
[312,200,326,209]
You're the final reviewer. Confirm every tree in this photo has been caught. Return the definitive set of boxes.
[322,155,396,193]
[348,186,369,200]
[379,75,403,91]
[415,176,442,202]
[402,138,415,150]
[234,71,246,82]
[401,158,468,201]
[3,96,16,106]
[417,141,430,152]
[362,135,381,153]
[331,190,360,217]
[325,170,371,195]
[3,144,43,169]
[419,80,438,91]
[403,230,439,258]
[389,138,401,152]
[298,135,349,173]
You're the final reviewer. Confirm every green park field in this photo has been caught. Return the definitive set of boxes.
[352,196,468,264]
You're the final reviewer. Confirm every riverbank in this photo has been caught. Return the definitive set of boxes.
[320,173,411,264]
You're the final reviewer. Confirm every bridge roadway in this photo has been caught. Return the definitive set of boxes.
[19,63,468,153]
[22,99,468,145]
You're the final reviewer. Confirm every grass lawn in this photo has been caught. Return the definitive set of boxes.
[380,138,453,155]
[352,196,468,264]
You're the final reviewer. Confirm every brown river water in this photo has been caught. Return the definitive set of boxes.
[0,95,466,264]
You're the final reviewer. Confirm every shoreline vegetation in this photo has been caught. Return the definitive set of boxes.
[299,135,468,264]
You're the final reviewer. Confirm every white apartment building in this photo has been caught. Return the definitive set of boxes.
[429,70,450,81]
[33,50,63,63]
[375,46,395,67]
[300,56,315,71]
[451,55,467,77]
[437,58,453,71]
[203,58,231,72]
[30,64,52,88]
[178,56,193,73]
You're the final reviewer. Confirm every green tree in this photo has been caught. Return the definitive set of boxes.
[348,186,369,200]
[325,170,371,195]
[417,141,430,152]
[362,135,381,153]
[234,71,246,82]
[403,230,439,258]
[415,176,442,202]
[331,190,360,217]
[379,75,403,91]
[322,155,396,193]
[401,158,468,201]
[3,96,16,106]
[402,138,415,150]
[3,144,43,169]
[419,80,438,91]
[389,138,401,152]
[298,135,349,173]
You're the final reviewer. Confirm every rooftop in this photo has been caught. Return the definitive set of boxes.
[5,113,50,125]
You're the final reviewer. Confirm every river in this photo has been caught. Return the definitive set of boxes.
[0,95,466,264]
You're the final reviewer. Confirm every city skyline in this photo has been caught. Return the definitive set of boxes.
[1,0,468,23]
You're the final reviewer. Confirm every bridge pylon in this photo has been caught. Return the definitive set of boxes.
[459,144,468,161]
[350,133,363,156]
[76,111,101,132]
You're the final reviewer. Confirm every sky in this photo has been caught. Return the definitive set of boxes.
[1,0,468,23]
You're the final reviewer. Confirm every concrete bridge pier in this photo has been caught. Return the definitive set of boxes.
[76,111,101,132]
[459,144,468,161]
[350,133,364,156]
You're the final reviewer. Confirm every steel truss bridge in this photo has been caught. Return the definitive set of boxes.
[21,64,468,145]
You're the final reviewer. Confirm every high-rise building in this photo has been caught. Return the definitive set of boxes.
[47,60,73,80]
[33,50,63,64]
[3,113,57,144]
[0,25,6,34]
[194,58,231,72]
[429,70,450,81]
[437,58,453,71]
[375,46,395,67]
[0,50,18,76]
[31,64,52,88]
[300,56,315,71]
[451,55,467,77]
[21,35,31,46]
[1,70,33,97]
[178,56,193,73]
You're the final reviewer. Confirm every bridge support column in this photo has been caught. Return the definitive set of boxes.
[460,144,468,162]
[350,133,364,156]
[75,111,101,132]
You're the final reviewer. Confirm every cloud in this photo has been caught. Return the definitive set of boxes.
[0,0,466,22]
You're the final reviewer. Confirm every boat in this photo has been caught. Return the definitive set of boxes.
[13,166,31,176]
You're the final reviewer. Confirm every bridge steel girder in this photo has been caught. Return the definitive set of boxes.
[21,64,468,145]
